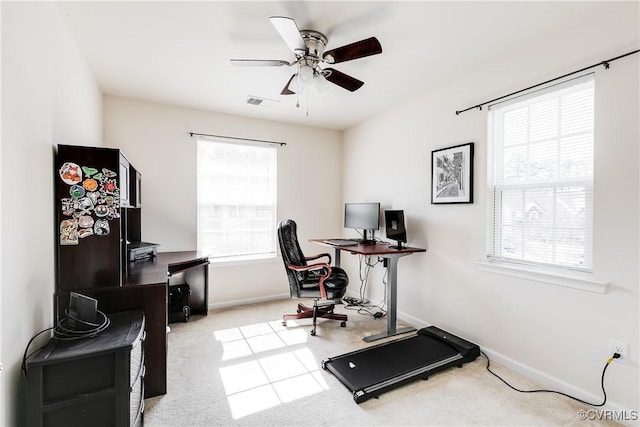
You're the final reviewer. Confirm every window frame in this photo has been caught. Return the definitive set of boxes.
[196,136,278,263]
[484,74,606,291]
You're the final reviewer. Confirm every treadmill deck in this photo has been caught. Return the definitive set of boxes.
[322,326,480,403]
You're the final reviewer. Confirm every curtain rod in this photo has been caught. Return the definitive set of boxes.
[455,48,640,116]
[188,132,286,146]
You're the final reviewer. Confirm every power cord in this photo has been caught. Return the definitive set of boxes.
[341,255,388,318]
[21,327,54,376]
[482,350,620,407]
[53,309,110,341]
[22,310,110,376]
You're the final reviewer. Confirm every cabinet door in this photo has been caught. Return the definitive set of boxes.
[56,145,123,289]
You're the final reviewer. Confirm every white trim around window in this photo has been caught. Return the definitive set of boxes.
[486,74,595,274]
[475,259,609,293]
[196,136,278,261]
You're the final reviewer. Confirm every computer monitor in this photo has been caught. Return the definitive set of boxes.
[385,210,407,249]
[344,202,380,244]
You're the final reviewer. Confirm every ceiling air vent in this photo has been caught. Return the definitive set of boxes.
[246,96,264,106]
[245,96,279,108]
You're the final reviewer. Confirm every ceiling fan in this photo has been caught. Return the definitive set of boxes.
[230,16,382,95]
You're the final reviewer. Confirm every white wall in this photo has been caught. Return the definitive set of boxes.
[1,3,103,425]
[2,1,637,423]
[342,6,639,413]
[103,96,343,306]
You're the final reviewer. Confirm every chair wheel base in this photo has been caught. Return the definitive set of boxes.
[282,300,348,336]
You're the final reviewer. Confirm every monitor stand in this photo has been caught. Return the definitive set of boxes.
[360,229,376,245]
[388,241,405,250]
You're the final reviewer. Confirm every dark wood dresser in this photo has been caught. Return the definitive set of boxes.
[26,310,145,427]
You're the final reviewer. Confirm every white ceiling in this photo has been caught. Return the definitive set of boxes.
[56,1,636,131]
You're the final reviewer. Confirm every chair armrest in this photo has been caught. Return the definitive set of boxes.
[287,262,330,274]
[287,262,331,299]
[305,252,332,265]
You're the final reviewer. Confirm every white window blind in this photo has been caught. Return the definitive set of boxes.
[197,137,277,259]
[487,74,594,271]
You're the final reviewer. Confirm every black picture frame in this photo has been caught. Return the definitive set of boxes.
[431,142,474,204]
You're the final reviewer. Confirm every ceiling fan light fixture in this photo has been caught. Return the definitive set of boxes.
[313,73,330,93]
[298,64,314,84]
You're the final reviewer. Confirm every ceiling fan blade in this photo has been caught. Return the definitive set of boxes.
[323,37,382,64]
[230,59,291,67]
[323,68,364,92]
[270,16,306,54]
[281,74,296,95]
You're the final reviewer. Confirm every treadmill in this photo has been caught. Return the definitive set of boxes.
[322,326,480,403]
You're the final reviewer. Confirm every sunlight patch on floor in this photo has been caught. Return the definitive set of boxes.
[214,321,329,419]
[226,384,281,418]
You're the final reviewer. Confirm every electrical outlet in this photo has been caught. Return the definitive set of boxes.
[609,339,629,364]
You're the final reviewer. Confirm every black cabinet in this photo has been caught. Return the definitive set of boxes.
[26,310,145,427]
[55,145,145,290]
[56,145,134,289]
[54,144,171,400]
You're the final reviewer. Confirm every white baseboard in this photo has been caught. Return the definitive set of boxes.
[209,293,290,310]
[480,347,634,422]
[397,309,429,329]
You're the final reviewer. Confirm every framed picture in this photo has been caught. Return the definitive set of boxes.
[431,142,474,204]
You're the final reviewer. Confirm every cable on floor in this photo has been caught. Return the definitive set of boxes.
[482,350,619,407]
[341,254,387,318]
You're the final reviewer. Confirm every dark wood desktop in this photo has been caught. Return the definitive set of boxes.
[311,240,426,342]
[127,250,210,316]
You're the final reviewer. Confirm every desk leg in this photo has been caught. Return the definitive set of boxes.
[331,249,344,305]
[363,256,415,342]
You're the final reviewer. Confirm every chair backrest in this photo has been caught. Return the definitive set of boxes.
[277,219,307,297]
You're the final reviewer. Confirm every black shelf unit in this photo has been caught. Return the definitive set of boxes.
[26,310,146,427]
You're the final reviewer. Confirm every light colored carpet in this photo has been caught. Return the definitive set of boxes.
[143,299,621,427]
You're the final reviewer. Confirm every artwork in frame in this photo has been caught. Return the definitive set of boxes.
[431,142,474,204]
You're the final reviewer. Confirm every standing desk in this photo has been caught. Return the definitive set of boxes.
[311,240,426,342]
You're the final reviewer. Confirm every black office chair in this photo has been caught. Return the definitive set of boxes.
[277,219,348,336]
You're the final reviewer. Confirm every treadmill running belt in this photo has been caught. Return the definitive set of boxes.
[322,326,480,403]
[327,334,458,390]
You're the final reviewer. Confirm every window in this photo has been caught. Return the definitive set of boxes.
[487,74,594,272]
[197,137,277,260]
